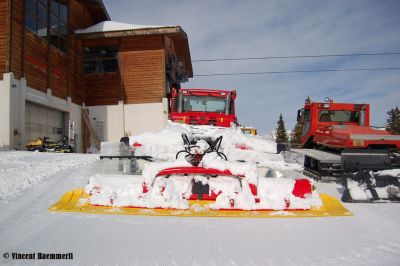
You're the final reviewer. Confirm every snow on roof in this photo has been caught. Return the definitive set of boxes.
[75,21,178,34]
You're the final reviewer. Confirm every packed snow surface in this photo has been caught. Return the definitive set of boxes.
[0,151,97,200]
[1,151,400,265]
[75,21,178,34]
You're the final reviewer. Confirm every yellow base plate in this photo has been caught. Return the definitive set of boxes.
[49,189,352,218]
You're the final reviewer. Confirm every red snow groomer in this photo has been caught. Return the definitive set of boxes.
[170,88,238,127]
[49,134,352,218]
[294,98,400,202]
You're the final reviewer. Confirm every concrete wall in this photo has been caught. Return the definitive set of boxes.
[87,98,168,141]
[124,98,169,135]
[0,75,11,150]
[87,102,125,142]
[69,101,82,153]
[0,73,83,152]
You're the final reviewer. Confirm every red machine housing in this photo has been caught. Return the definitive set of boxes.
[300,99,400,150]
[170,88,238,127]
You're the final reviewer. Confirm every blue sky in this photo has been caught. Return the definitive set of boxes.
[103,0,400,134]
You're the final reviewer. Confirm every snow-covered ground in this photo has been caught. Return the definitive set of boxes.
[0,151,98,200]
[1,150,399,265]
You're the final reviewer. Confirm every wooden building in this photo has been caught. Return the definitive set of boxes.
[0,0,192,152]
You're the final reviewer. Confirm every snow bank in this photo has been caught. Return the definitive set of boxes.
[129,122,278,159]
[0,151,98,200]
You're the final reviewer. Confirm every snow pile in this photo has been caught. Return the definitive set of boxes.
[0,151,98,200]
[196,126,300,171]
[130,122,192,160]
[200,152,258,184]
[129,122,301,173]
[75,21,177,34]
[346,179,370,201]
[85,154,320,210]
[85,159,193,209]
[226,149,302,172]
[346,177,400,200]
[187,124,277,153]
[259,178,321,209]
[84,122,318,210]
[85,173,191,209]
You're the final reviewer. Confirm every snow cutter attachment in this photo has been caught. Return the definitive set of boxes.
[341,171,400,202]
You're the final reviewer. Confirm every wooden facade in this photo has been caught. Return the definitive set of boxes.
[79,28,192,106]
[82,35,167,106]
[2,0,109,104]
[0,0,7,74]
[0,0,192,107]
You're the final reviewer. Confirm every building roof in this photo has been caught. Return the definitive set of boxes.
[75,21,179,34]
[76,0,110,22]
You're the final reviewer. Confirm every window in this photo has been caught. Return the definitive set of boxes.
[24,0,68,52]
[302,109,311,136]
[84,46,119,73]
[49,0,68,52]
[25,0,48,38]
[318,110,360,123]
[182,96,227,113]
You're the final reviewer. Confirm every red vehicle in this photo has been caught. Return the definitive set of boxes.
[300,98,400,150]
[296,98,400,178]
[295,98,400,202]
[170,88,238,127]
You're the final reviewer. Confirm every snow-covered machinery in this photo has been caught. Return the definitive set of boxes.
[49,123,351,218]
[293,98,400,202]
